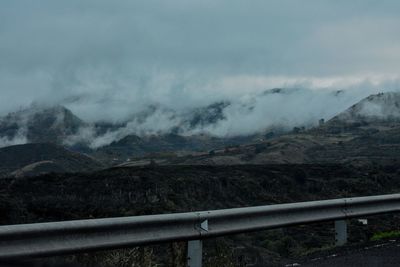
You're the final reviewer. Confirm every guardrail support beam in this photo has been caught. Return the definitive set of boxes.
[1,194,400,260]
[335,220,347,246]
[187,240,202,267]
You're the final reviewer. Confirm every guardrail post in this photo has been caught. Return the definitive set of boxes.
[335,220,347,246]
[187,240,202,267]
[187,219,208,267]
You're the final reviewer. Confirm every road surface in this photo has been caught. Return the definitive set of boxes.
[287,239,400,267]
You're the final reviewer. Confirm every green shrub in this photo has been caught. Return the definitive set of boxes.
[370,230,400,241]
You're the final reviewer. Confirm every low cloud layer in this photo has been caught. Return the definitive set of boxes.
[1,79,400,149]
[60,80,400,148]
[0,1,400,148]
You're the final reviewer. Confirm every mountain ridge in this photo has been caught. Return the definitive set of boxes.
[1,91,400,169]
[142,91,400,166]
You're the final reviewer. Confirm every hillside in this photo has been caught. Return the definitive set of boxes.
[93,133,258,164]
[1,92,400,167]
[1,164,400,266]
[0,105,85,146]
[137,92,400,166]
[329,92,400,123]
[0,103,266,162]
[0,143,104,178]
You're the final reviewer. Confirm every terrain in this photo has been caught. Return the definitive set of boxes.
[1,91,400,266]
[0,105,84,145]
[0,143,104,178]
[300,239,400,267]
[136,92,400,166]
[1,91,400,177]
[0,103,267,166]
[1,164,400,266]
[0,87,349,165]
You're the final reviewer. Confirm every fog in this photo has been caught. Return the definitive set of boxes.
[1,1,400,147]
[62,78,400,148]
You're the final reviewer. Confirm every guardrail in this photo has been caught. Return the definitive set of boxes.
[1,193,400,267]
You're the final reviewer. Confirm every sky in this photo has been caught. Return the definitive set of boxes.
[0,0,400,134]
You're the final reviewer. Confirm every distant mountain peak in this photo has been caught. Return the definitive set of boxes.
[329,91,400,123]
[0,105,85,146]
[187,101,230,129]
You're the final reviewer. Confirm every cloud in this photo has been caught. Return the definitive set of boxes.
[62,76,400,148]
[0,129,27,148]
[0,0,400,146]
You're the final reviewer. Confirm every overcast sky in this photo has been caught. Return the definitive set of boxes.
[1,0,400,121]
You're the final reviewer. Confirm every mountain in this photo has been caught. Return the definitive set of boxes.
[0,105,85,146]
[185,101,230,129]
[151,92,400,166]
[0,87,339,153]
[2,91,396,166]
[0,143,104,178]
[330,92,400,123]
[0,102,275,163]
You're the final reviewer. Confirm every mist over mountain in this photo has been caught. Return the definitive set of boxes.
[2,90,400,172]
[1,0,400,152]
[2,88,400,150]
[0,105,85,147]
[132,91,400,167]
[0,88,350,147]
[330,92,400,123]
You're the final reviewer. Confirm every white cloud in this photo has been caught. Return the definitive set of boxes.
[1,0,400,146]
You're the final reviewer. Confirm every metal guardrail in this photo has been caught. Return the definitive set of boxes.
[1,193,400,266]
